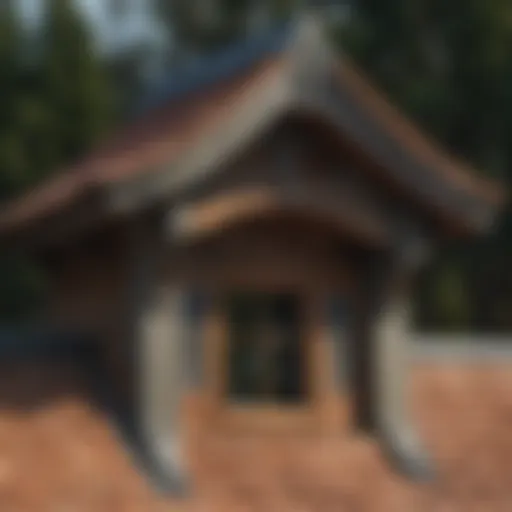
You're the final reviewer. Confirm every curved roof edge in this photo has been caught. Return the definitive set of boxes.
[0,13,506,243]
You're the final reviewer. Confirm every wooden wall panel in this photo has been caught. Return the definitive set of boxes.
[167,216,357,434]
[45,226,134,401]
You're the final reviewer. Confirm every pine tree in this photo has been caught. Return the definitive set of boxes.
[155,0,305,62]
[41,0,113,164]
[0,0,115,323]
[336,0,512,331]
[0,2,28,201]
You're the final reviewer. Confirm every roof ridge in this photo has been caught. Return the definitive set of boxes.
[133,20,295,118]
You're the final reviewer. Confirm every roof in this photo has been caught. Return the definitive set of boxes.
[0,15,505,243]
[132,21,293,116]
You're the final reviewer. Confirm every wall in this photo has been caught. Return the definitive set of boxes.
[163,213,360,433]
[44,224,135,402]
[39,111,398,439]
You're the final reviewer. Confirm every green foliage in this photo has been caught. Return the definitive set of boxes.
[335,0,512,178]
[0,3,28,200]
[0,253,47,323]
[1,0,512,331]
[335,1,512,332]
[0,0,114,323]
[41,0,113,162]
[431,262,471,331]
[158,0,512,331]
[156,0,302,59]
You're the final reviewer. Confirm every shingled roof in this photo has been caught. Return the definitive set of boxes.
[0,15,505,244]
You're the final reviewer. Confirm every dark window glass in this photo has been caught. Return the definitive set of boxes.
[226,292,305,404]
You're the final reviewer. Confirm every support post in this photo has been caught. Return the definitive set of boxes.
[130,218,189,495]
[352,231,434,481]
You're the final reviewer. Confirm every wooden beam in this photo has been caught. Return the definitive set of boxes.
[1,189,109,254]
[166,184,392,247]
[107,64,291,216]
[168,187,277,242]
[293,57,497,233]
[128,219,190,495]
[350,225,435,481]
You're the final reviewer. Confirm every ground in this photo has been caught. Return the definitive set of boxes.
[0,361,511,511]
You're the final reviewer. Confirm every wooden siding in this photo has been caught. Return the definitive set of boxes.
[44,226,134,402]
[165,215,357,434]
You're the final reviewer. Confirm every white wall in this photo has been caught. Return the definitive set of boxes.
[412,334,512,362]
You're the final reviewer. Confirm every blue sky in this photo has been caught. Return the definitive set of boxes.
[18,0,167,56]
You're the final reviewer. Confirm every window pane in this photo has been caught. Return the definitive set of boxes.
[226,292,304,404]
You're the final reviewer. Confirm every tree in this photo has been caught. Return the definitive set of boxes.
[0,0,114,323]
[0,3,29,201]
[130,0,512,331]
[155,0,305,62]
[41,0,113,164]
[335,0,512,332]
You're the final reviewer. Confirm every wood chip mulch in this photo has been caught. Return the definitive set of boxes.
[0,361,511,511]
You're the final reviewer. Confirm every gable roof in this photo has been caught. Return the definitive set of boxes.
[132,21,293,117]
[0,15,505,244]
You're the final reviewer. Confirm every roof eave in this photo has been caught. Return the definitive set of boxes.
[294,29,507,236]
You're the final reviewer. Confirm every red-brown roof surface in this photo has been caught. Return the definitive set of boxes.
[335,60,504,206]
[0,58,283,235]
[0,360,511,511]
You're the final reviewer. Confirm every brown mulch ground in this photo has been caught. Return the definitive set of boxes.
[0,362,511,511]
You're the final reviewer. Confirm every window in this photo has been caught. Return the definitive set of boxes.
[225,292,305,405]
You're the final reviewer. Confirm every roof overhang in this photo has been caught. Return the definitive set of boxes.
[0,14,505,249]
[166,184,392,248]
[105,15,506,236]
